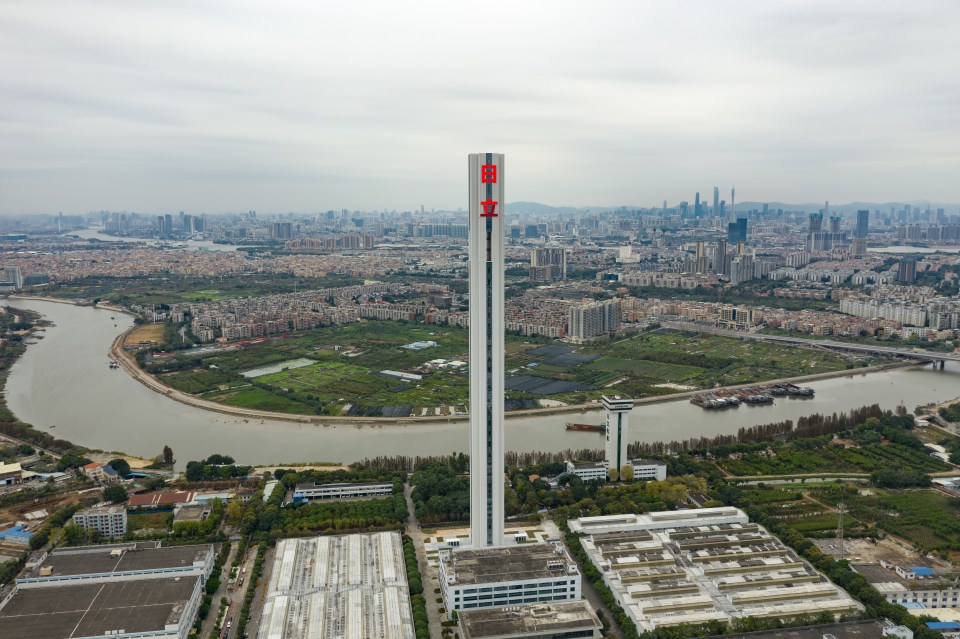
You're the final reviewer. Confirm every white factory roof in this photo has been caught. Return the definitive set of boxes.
[574,508,862,632]
[568,507,749,535]
[258,533,414,639]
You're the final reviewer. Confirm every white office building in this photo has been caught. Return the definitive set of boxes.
[440,544,581,614]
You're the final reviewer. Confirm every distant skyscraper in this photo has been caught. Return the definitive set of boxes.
[855,210,869,238]
[829,216,841,233]
[713,187,719,216]
[727,221,738,245]
[852,209,869,257]
[694,192,701,217]
[727,218,747,245]
[808,213,823,233]
[730,186,735,217]
[468,152,505,548]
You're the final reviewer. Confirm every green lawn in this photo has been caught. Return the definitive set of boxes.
[220,386,316,414]
[127,511,171,532]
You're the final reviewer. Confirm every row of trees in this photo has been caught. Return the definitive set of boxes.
[185,454,252,481]
[275,495,408,536]
[401,534,429,639]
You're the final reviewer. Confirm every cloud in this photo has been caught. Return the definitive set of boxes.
[1,0,959,213]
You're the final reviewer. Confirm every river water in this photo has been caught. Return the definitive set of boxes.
[67,228,232,252]
[5,299,959,466]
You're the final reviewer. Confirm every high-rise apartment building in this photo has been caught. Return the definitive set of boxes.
[271,222,294,240]
[468,153,505,548]
[568,299,621,343]
[898,257,917,283]
[529,247,567,281]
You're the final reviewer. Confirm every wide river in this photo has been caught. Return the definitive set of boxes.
[5,299,959,466]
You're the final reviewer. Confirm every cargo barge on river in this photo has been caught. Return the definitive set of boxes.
[691,383,814,409]
[566,422,605,432]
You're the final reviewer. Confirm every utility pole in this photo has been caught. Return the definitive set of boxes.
[837,502,847,562]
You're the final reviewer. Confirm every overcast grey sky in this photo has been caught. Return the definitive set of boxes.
[2,0,959,214]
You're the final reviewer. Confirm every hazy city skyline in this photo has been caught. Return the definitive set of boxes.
[2,0,959,214]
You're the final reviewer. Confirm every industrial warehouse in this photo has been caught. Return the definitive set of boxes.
[569,507,862,631]
[258,532,415,639]
[0,542,214,639]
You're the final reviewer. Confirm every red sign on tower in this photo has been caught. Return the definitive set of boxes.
[480,164,499,217]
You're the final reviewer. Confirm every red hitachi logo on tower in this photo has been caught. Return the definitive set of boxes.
[480,163,498,217]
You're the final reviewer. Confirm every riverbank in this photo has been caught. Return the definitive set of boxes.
[6,293,933,427]
[108,322,919,425]
[8,297,958,465]
[10,294,133,317]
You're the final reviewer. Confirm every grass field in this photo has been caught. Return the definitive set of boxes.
[151,321,863,416]
[124,323,165,347]
[127,511,171,532]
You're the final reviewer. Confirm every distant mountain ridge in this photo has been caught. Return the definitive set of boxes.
[507,200,960,215]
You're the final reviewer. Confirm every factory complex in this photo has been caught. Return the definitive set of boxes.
[0,542,214,639]
[570,507,862,631]
[257,532,415,639]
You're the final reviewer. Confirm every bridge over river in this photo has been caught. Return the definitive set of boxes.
[661,320,959,368]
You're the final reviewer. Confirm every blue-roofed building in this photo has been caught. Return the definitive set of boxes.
[0,523,33,545]
[925,622,960,638]
[912,567,935,577]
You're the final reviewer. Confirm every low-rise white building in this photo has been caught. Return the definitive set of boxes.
[565,461,607,482]
[440,544,581,614]
[631,459,667,481]
[292,481,394,503]
[854,563,960,609]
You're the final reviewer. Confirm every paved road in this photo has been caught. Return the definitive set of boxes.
[573,548,623,639]
[404,483,446,639]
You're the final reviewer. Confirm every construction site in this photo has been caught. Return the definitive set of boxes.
[258,532,414,639]
[571,508,862,632]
